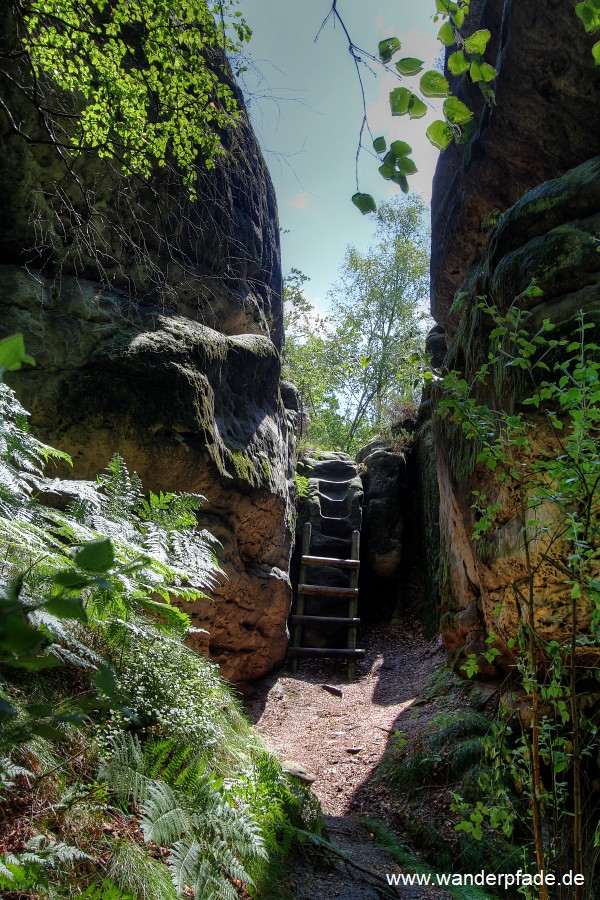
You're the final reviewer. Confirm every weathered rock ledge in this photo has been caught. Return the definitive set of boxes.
[432,157,600,673]
[2,264,294,682]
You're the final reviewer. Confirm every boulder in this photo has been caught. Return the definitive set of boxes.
[0,6,282,344]
[356,441,405,582]
[2,266,294,682]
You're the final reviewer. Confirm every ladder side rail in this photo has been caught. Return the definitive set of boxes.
[347,529,360,680]
[291,521,312,673]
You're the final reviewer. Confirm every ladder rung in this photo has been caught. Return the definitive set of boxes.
[287,647,365,658]
[301,555,360,569]
[291,615,361,626]
[298,584,358,598]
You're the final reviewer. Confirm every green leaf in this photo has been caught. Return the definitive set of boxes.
[426,119,453,151]
[465,29,492,54]
[522,283,544,298]
[469,60,497,83]
[575,2,600,31]
[25,703,56,716]
[45,595,87,621]
[452,9,465,28]
[30,722,66,741]
[6,655,63,671]
[391,173,409,193]
[0,697,17,718]
[0,614,42,653]
[395,57,424,76]
[448,50,470,75]
[389,139,412,158]
[408,95,428,119]
[575,2,591,23]
[372,136,387,153]
[420,70,450,98]
[389,87,412,115]
[437,22,455,46]
[75,538,115,572]
[351,193,377,215]
[137,596,191,629]
[397,156,418,175]
[0,334,36,373]
[54,570,92,589]
[378,164,396,181]
[593,39,600,64]
[94,665,118,696]
[443,96,474,124]
[378,37,401,63]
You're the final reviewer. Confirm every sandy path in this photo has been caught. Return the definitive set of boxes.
[244,622,453,898]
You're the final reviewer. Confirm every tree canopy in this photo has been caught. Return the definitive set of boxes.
[2,0,250,190]
[284,195,430,454]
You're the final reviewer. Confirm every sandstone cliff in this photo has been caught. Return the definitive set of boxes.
[429,0,600,671]
[0,9,294,682]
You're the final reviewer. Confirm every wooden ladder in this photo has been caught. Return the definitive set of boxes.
[289,522,364,679]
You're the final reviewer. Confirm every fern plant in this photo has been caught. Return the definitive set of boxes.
[100,733,267,899]
[1,344,320,900]
[0,378,222,768]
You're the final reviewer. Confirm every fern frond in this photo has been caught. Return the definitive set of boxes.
[0,858,14,880]
[209,837,254,885]
[168,838,203,896]
[14,835,92,869]
[139,781,195,845]
[135,596,190,632]
[168,840,239,900]
[99,733,153,804]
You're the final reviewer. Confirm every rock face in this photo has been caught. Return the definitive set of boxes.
[434,158,600,670]
[412,409,441,635]
[0,21,294,682]
[431,0,600,330]
[429,1,600,672]
[2,265,294,682]
[355,441,406,620]
[0,7,282,344]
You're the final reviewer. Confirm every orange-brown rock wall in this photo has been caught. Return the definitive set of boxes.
[429,0,600,672]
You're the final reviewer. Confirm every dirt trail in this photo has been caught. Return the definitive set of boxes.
[244,622,454,898]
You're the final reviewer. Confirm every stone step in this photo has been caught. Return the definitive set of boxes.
[309,535,354,559]
[319,517,356,539]
[306,459,357,480]
[319,496,352,516]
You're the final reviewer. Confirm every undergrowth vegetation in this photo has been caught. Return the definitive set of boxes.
[0,345,322,898]
[375,671,522,880]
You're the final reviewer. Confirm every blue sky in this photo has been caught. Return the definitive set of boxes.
[236,0,441,309]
